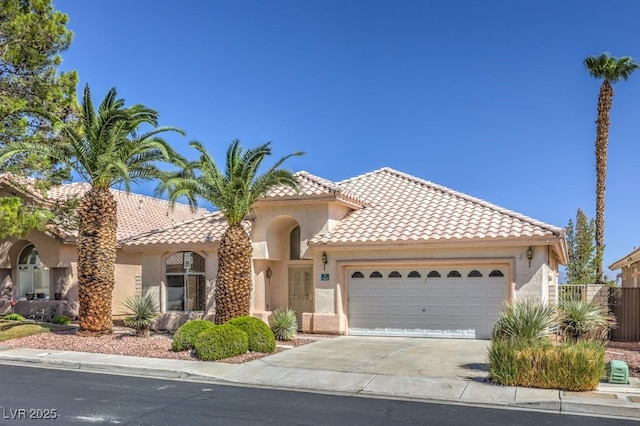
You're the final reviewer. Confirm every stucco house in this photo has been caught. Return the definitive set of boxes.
[0,168,567,339]
[609,248,640,288]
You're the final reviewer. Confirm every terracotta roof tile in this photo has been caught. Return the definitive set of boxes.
[262,171,366,206]
[309,167,563,245]
[0,174,210,243]
[120,213,248,247]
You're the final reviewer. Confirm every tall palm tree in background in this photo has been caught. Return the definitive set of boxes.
[584,53,638,283]
[0,84,184,334]
[159,139,302,323]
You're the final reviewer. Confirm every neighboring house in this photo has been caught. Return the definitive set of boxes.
[0,168,567,339]
[609,248,640,288]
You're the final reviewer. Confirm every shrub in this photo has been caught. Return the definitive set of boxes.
[227,316,275,353]
[270,308,298,341]
[3,313,25,321]
[194,324,249,361]
[488,339,606,391]
[172,320,216,351]
[120,293,160,337]
[51,315,71,325]
[557,298,616,341]
[491,300,556,342]
[0,324,49,341]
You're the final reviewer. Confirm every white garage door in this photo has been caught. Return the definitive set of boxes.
[348,267,507,339]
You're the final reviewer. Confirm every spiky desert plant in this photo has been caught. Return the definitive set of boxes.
[491,299,556,342]
[121,293,159,337]
[557,298,616,341]
[270,308,298,341]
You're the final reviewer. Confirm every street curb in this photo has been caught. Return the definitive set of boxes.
[2,355,640,420]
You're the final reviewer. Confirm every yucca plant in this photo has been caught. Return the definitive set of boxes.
[491,299,556,342]
[557,298,616,341]
[121,293,159,337]
[270,308,298,341]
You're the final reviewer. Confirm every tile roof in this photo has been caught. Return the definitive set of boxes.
[261,171,366,207]
[309,167,564,245]
[0,174,210,243]
[109,190,210,241]
[120,213,244,247]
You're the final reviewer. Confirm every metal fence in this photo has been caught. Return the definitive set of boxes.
[609,287,640,342]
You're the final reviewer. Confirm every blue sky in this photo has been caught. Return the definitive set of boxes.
[54,0,640,278]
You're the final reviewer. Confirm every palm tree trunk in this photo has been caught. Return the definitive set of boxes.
[77,187,117,334]
[214,224,252,323]
[595,80,613,284]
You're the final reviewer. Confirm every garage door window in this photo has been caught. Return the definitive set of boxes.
[370,271,383,278]
[468,270,482,277]
[351,271,364,278]
[489,270,504,277]
[388,271,402,278]
[408,271,421,278]
[447,270,462,278]
[427,271,441,278]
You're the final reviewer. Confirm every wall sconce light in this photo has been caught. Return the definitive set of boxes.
[321,252,328,270]
[266,267,272,285]
[527,246,533,267]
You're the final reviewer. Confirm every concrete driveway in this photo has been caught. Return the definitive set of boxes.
[259,336,490,380]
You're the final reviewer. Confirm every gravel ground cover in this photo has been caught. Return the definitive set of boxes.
[1,327,327,363]
[2,326,639,376]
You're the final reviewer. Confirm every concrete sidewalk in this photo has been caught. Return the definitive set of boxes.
[1,338,640,420]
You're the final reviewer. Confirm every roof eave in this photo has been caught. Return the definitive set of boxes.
[609,247,640,271]
[308,234,566,251]
[255,194,365,209]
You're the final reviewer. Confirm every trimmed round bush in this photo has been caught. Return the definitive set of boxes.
[3,313,25,321]
[171,320,216,351]
[51,315,71,325]
[194,324,249,361]
[226,316,276,353]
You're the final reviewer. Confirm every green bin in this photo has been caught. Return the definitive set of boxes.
[609,360,629,384]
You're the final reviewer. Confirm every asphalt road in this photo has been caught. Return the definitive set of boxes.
[0,364,635,425]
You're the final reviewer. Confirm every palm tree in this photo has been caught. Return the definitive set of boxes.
[584,53,639,283]
[158,139,302,323]
[0,83,185,334]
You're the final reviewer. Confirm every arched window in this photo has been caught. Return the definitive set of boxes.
[447,270,462,278]
[351,271,364,279]
[408,271,421,278]
[468,270,482,277]
[17,244,50,299]
[290,226,301,260]
[388,271,402,278]
[489,270,504,277]
[370,271,383,278]
[165,252,205,311]
[427,271,441,278]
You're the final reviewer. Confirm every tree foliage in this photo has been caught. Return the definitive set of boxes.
[0,0,78,178]
[0,196,52,239]
[584,52,639,283]
[565,209,597,284]
[158,140,303,323]
[0,84,185,334]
